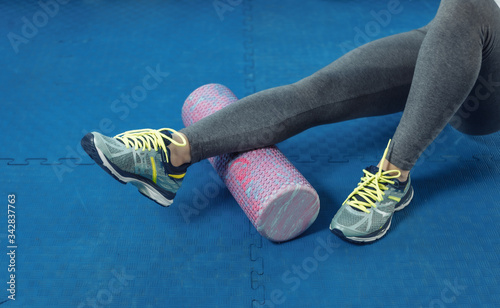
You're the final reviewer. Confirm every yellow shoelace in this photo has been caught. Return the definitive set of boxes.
[342,140,401,214]
[114,128,187,164]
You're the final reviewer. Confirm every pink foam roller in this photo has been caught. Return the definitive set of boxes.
[182,84,320,242]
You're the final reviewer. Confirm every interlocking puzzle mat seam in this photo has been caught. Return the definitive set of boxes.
[0,158,95,166]
[1,154,499,167]
[242,1,266,306]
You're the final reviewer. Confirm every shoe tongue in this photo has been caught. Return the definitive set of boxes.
[159,129,173,146]
[366,165,379,174]
[158,130,190,174]
[348,166,379,212]
[366,165,406,186]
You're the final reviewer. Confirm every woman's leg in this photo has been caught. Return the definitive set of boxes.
[82,6,429,209]
[176,27,429,164]
[385,0,500,172]
[331,0,500,244]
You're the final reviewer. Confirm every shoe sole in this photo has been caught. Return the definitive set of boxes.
[330,186,414,244]
[81,133,174,207]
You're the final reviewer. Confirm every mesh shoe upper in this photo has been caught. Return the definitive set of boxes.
[92,129,187,195]
[331,166,411,236]
[330,140,413,242]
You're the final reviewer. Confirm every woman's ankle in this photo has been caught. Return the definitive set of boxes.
[168,132,192,167]
[377,158,410,182]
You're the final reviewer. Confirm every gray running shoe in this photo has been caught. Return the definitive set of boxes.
[330,141,413,244]
[81,128,188,207]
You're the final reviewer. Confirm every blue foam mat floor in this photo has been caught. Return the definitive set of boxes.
[1,0,500,307]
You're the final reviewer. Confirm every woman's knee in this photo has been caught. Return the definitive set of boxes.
[431,0,489,28]
[437,0,485,15]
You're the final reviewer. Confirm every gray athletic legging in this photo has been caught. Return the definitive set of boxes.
[180,0,500,170]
